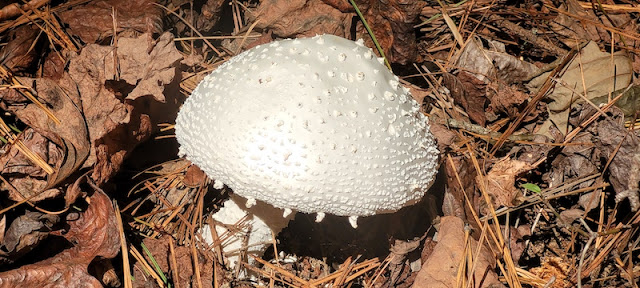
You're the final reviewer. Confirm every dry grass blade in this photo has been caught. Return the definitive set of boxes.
[17,4,78,52]
[153,3,222,57]
[115,204,133,288]
[575,210,640,281]
[576,1,640,12]
[189,188,205,288]
[0,0,91,34]
[248,255,311,287]
[488,174,608,219]
[467,146,522,288]
[168,237,181,288]
[447,153,525,288]
[544,4,640,41]
[130,245,166,287]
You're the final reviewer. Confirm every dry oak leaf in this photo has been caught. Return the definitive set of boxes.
[412,216,501,288]
[476,158,535,209]
[591,107,640,210]
[248,0,351,38]
[0,211,59,265]
[58,0,162,44]
[67,32,182,184]
[443,156,476,221]
[248,0,424,64]
[0,189,120,288]
[487,84,530,120]
[352,0,426,65]
[0,74,90,202]
[443,71,487,126]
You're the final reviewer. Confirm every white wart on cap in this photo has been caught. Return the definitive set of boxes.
[176,34,439,219]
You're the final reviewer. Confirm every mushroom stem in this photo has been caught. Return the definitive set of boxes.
[202,194,296,268]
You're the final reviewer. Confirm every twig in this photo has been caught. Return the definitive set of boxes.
[577,218,597,288]
[446,118,539,141]
[487,14,567,57]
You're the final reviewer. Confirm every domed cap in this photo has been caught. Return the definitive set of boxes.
[175,34,439,217]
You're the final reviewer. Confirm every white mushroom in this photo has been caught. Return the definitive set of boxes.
[176,34,439,266]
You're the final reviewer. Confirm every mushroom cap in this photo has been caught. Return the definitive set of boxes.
[176,34,438,217]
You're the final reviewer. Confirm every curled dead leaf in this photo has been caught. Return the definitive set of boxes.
[412,216,500,288]
[0,188,119,287]
[352,0,426,65]
[1,75,90,202]
[67,32,182,184]
[477,158,535,209]
[443,72,487,126]
[0,211,59,265]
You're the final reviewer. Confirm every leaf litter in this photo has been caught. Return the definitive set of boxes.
[0,0,638,287]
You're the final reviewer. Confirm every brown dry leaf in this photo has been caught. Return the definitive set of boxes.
[412,216,500,288]
[0,211,59,265]
[121,34,184,102]
[570,105,640,210]
[545,153,598,195]
[0,188,119,287]
[42,52,67,81]
[477,158,535,209]
[387,238,422,287]
[58,0,163,44]
[0,74,91,202]
[454,37,540,84]
[183,163,207,186]
[429,122,457,153]
[594,113,640,211]
[0,128,56,199]
[196,0,226,32]
[578,191,600,212]
[443,156,476,221]
[352,0,426,65]
[0,25,40,72]
[559,208,584,224]
[443,72,487,126]
[249,0,351,38]
[487,84,530,120]
[508,225,529,264]
[527,42,632,136]
[550,0,638,48]
[133,235,216,288]
[67,32,182,183]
